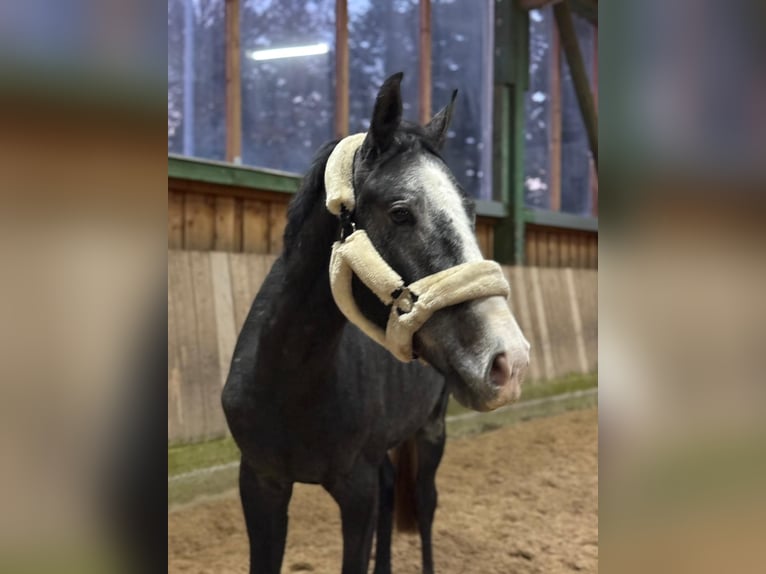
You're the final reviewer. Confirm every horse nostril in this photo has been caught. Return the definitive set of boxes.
[489,352,512,387]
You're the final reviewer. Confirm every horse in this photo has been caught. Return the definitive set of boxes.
[221,72,530,574]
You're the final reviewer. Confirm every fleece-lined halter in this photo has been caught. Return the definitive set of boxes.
[324,133,511,363]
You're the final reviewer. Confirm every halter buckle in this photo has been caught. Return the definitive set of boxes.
[392,287,417,315]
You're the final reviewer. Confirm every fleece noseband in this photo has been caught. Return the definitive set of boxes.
[324,133,511,363]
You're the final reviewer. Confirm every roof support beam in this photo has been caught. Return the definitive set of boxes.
[553,0,598,171]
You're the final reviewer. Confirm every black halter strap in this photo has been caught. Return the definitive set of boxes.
[339,204,356,241]
[338,148,360,242]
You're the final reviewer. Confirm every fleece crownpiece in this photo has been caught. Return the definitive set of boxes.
[324,132,366,215]
[325,133,511,362]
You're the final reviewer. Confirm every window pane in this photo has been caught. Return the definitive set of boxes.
[560,14,595,215]
[240,0,335,173]
[348,0,420,133]
[524,7,554,209]
[432,0,494,200]
[168,0,226,160]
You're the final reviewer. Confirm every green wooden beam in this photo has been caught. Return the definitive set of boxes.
[554,0,598,171]
[512,5,529,265]
[168,155,506,220]
[492,0,529,266]
[168,154,301,194]
[524,208,598,232]
[475,199,508,218]
[492,0,517,264]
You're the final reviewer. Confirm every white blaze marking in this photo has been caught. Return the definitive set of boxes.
[412,157,483,262]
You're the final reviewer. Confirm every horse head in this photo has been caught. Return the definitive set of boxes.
[328,72,530,412]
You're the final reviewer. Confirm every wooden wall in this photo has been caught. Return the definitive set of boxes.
[169,179,600,269]
[169,178,497,258]
[168,249,597,445]
[525,224,598,269]
[168,178,290,254]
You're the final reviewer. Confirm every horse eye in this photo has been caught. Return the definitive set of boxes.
[389,206,412,225]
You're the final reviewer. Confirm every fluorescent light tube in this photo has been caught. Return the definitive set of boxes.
[249,43,329,61]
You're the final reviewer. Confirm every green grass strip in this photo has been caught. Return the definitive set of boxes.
[168,435,240,477]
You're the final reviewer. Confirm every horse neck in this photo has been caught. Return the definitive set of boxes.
[259,197,347,374]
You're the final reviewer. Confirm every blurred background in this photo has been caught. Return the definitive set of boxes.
[600,1,766,572]
[0,0,763,572]
[166,2,599,571]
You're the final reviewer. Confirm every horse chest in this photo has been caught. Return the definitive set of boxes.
[238,376,377,481]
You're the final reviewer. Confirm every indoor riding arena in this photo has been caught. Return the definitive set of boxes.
[168,1,598,572]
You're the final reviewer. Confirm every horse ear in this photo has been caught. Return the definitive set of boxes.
[363,72,404,158]
[424,89,458,148]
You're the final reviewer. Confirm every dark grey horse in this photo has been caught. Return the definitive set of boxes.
[222,72,530,574]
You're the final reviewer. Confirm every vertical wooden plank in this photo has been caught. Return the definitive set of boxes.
[247,254,271,300]
[168,251,206,442]
[560,231,571,268]
[268,202,288,254]
[588,235,598,269]
[506,266,542,382]
[572,233,581,267]
[419,0,432,124]
[530,229,541,267]
[228,252,254,330]
[189,251,225,439]
[536,231,548,268]
[526,228,537,267]
[549,26,562,211]
[225,0,242,162]
[485,224,494,259]
[524,229,534,265]
[167,252,184,442]
[214,196,238,251]
[539,268,580,377]
[573,267,598,372]
[579,233,588,267]
[565,268,589,373]
[242,199,269,253]
[184,193,216,250]
[335,0,349,137]
[234,197,244,251]
[210,252,237,389]
[476,223,490,258]
[168,191,184,249]
[475,226,486,257]
[529,267,556,380]
[547,231,560,268]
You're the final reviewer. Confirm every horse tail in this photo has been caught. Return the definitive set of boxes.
[393,437,419,533]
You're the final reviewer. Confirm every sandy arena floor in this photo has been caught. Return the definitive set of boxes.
[169,407,598,573]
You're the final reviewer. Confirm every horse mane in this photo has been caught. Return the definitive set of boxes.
[282,138,340,257]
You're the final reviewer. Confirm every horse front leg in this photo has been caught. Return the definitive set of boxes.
[415,392,449,574]
[238,458,293,574]
[373,456,395,574]
[414,429,445,574]
[326,462,379,574]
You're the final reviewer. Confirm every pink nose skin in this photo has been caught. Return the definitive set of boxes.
[489,353,513,387]
[484,351,526,409]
